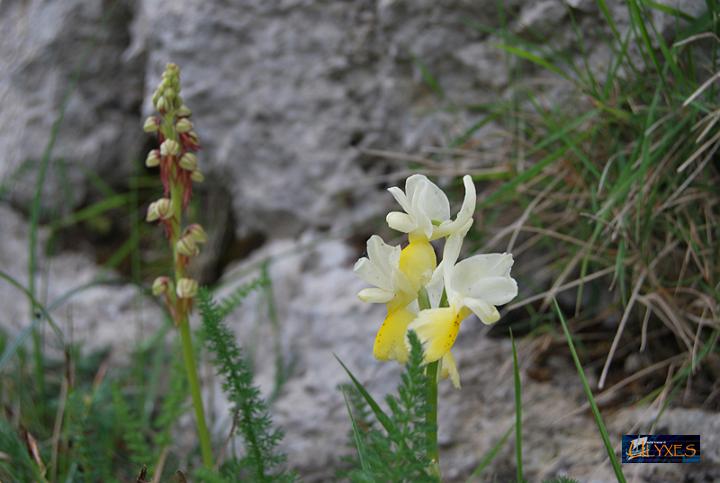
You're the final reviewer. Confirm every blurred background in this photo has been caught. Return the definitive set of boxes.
[1,0,719,481]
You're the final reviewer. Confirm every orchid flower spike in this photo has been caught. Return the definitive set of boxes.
[386,174,476,241]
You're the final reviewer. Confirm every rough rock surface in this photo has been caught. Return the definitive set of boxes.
[1,0,706,234]
[0,205,162,360]
[0,0,144,215]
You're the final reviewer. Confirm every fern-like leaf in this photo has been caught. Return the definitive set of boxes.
[198,288,293,482]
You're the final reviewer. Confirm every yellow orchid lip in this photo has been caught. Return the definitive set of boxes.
[373,307,417,363]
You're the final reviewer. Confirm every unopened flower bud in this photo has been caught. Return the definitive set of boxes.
[156,96,168,112]
[176,118,193,133]
[143,116,159,133]
[190,170,205,183]
[176,278,198,299]
[176,236,199,257]
[176,104,192,117]
[160,139,181,157]
[146,198,172,222]
[184,224,208,244]
[152,276,171,296]
[179,152,197,171]
[164,88,176,101]
[187,131,199,144]
[145,149,161,168]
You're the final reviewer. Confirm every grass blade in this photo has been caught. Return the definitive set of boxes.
[510,330,524,483]
[334,354,399,438]
[554,299,626,483]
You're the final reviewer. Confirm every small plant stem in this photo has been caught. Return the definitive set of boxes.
[178,313,214,467]
[164,115,213,468]
[418,287,441,479]
[426,359,440,477]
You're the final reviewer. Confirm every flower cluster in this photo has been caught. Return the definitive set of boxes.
[144,63,207,318]
[354,175,518,388]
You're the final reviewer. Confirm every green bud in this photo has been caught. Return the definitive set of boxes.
[146,198,172,222]
[143,116,159,133]
[152,276,171,296]
[184,224,208,244]
[156,96,168,112]
[145,149,161,168]
[190,170,205,183]
[179,152,197,171]
[176,118,193,133]
[176,278,198,299]
[160,139,181,157]
[176,104,192,117]
[176,236,199,257]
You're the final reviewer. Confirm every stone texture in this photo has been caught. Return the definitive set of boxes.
[0,205,162,361]
[0,0,144,216]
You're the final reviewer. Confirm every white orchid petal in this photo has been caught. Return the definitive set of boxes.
[358,288,395,304]
[404,174,428,204]
[414,179,450,224]
[388,186,412,213]
[425,267,445,308]
[455,253,515,279]
[432,175,477,238]
[459,276,518,306]
[353,258,392,291]
[366,235,397,277]
[386,211,417,233]
[464,298,501,325]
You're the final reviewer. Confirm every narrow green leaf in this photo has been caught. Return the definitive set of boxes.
[510,330,524,483]
[554,300,626,483]
[335,355,399,438]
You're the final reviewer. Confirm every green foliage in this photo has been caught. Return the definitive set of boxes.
[341,331,437,482]
[217,272,270,320]
[198,288,293,482]
[0,420,44,482]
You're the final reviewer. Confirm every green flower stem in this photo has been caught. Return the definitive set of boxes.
[165,118,213,468]
[426,360,440,477]
[178,312,214,467]
[417,287,441,479]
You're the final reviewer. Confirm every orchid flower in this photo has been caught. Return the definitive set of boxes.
[408,233,518,369]
[386,174,476,241]
[354,235,435,363]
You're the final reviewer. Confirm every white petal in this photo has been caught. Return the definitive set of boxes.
[440,220,472,268]
[386,211,417,233]
[414,178,450,224]
[425,268,445,308]
[455,253,515,279]
[358,288,394,304]
[388,186,412,213]
[353,257,392,291]
[404,174,429,203]
[367,235,398,277]
[432,175,477,238]
[464,298,501,324]
[462,276,518,305]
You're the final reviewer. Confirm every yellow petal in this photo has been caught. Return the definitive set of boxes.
[408,307,465,363]
[373,307,416,363]
[399,236,437,291]
[441,351,461,389]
